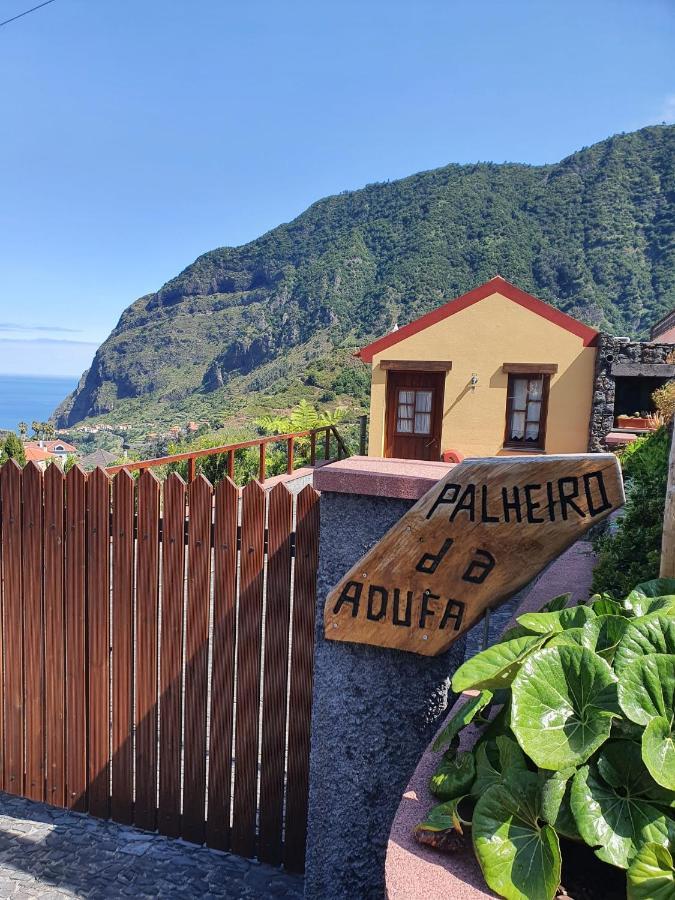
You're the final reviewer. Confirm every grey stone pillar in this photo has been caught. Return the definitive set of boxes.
[304,460,466,900]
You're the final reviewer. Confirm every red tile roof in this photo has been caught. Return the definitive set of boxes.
[24,446,54,463]
[357,276,599,362]
[25,439,76,453]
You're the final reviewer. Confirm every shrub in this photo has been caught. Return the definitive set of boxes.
[417,580,675,900]
[0,433,26,466]
[592,427,669,598]
[653,381,675,424]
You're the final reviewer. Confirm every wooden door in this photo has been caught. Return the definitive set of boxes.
[385,371,445,460]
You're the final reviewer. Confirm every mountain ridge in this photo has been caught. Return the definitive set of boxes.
[54,124,675,429]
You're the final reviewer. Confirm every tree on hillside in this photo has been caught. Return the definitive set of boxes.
[1,433,26,466]
[43,422,55,440]
[17,421,27,438]
[31,420,42,439]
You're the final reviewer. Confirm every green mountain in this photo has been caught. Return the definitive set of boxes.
[55,125,675,429]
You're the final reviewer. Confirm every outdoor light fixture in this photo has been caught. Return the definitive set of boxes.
[470,373,479,389]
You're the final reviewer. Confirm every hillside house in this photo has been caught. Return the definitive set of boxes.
[24,439,77,463]
[23,444,57,469]
[357,277,674,460]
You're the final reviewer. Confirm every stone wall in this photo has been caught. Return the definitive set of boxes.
[304,490,465,900]
[588,334,675,451]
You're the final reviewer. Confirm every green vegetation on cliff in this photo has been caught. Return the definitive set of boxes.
[55,125,675,429]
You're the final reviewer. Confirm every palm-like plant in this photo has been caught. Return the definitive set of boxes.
[257,400,347,466]
[257,399,345,435]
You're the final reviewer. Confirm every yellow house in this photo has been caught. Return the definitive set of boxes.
[358,277,599,460]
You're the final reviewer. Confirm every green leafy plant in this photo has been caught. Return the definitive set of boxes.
[0,432,26,466]
[593,427,669,598]
[417,580,675,900]
[256,399,345,437]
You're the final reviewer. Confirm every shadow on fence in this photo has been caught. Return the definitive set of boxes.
[0,460,319,873]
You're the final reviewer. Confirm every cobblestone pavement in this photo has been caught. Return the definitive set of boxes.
[0,794,304,899]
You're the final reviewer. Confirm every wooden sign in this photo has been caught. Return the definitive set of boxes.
[324,454,624,656]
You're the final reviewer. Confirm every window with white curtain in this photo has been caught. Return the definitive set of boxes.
[505,374,547,448]
[396,389,433,435]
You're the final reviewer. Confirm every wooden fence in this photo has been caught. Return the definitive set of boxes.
[0,460,319,871]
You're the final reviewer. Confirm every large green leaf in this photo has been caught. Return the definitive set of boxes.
[627,842,675,900]
[472,741,502,796]
[571,741,675,868]
[432,690,493,752]
[614,617,675,674]
[591,595,625,617]
[583,614,630,662]
[537,593,571,613]
[618,654,675,725]
[624,579,675,617]
[472,734,528,797]
[416,796,472,835]
[546,627,585,649]
[643,716,675,791]
[549,616,628,660]
[516,605,596,635]
[498,623,539,642]
[597,737,675,809]
[612,716,645,742]
[511,646,618,769]
[539,768,581,840]
[472,771,561,900]
[429,750,476,800]
[628,578,675,599]
[451,635,546,693]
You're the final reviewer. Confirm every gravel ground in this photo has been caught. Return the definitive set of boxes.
[0,794,303,899]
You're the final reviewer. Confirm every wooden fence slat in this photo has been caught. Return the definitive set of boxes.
[182,474,213,843]
[135,470,160,831]
[44,463,65,807]
[206,477,239,850]
[65,465,87,811]
[158,473,186,837]
[231,480,266,858]
[258,483,293,865]
[23,462,44,801]
[284,486,319,872]
[87,468,111,818]
[111,470,135,824]
[2,461,23,795]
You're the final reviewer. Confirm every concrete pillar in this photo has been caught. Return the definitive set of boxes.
[304,458,466,900]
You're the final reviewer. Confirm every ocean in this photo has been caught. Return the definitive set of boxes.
[0,374,78,433]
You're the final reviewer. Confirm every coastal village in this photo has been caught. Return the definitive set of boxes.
[2,418,212,470]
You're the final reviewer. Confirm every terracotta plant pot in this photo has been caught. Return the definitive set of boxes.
[616,416,655,429]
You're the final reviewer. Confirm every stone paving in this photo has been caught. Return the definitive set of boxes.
[0,794,304,899]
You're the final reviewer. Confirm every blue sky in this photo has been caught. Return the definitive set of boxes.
[0,0,673,376]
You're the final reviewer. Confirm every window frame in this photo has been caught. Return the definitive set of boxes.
[394,387,435,437]
[503,372,550,451]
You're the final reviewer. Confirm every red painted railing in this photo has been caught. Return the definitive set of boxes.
[106,424,351,483]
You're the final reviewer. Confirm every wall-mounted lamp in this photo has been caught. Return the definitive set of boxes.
[470,373,479,390]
